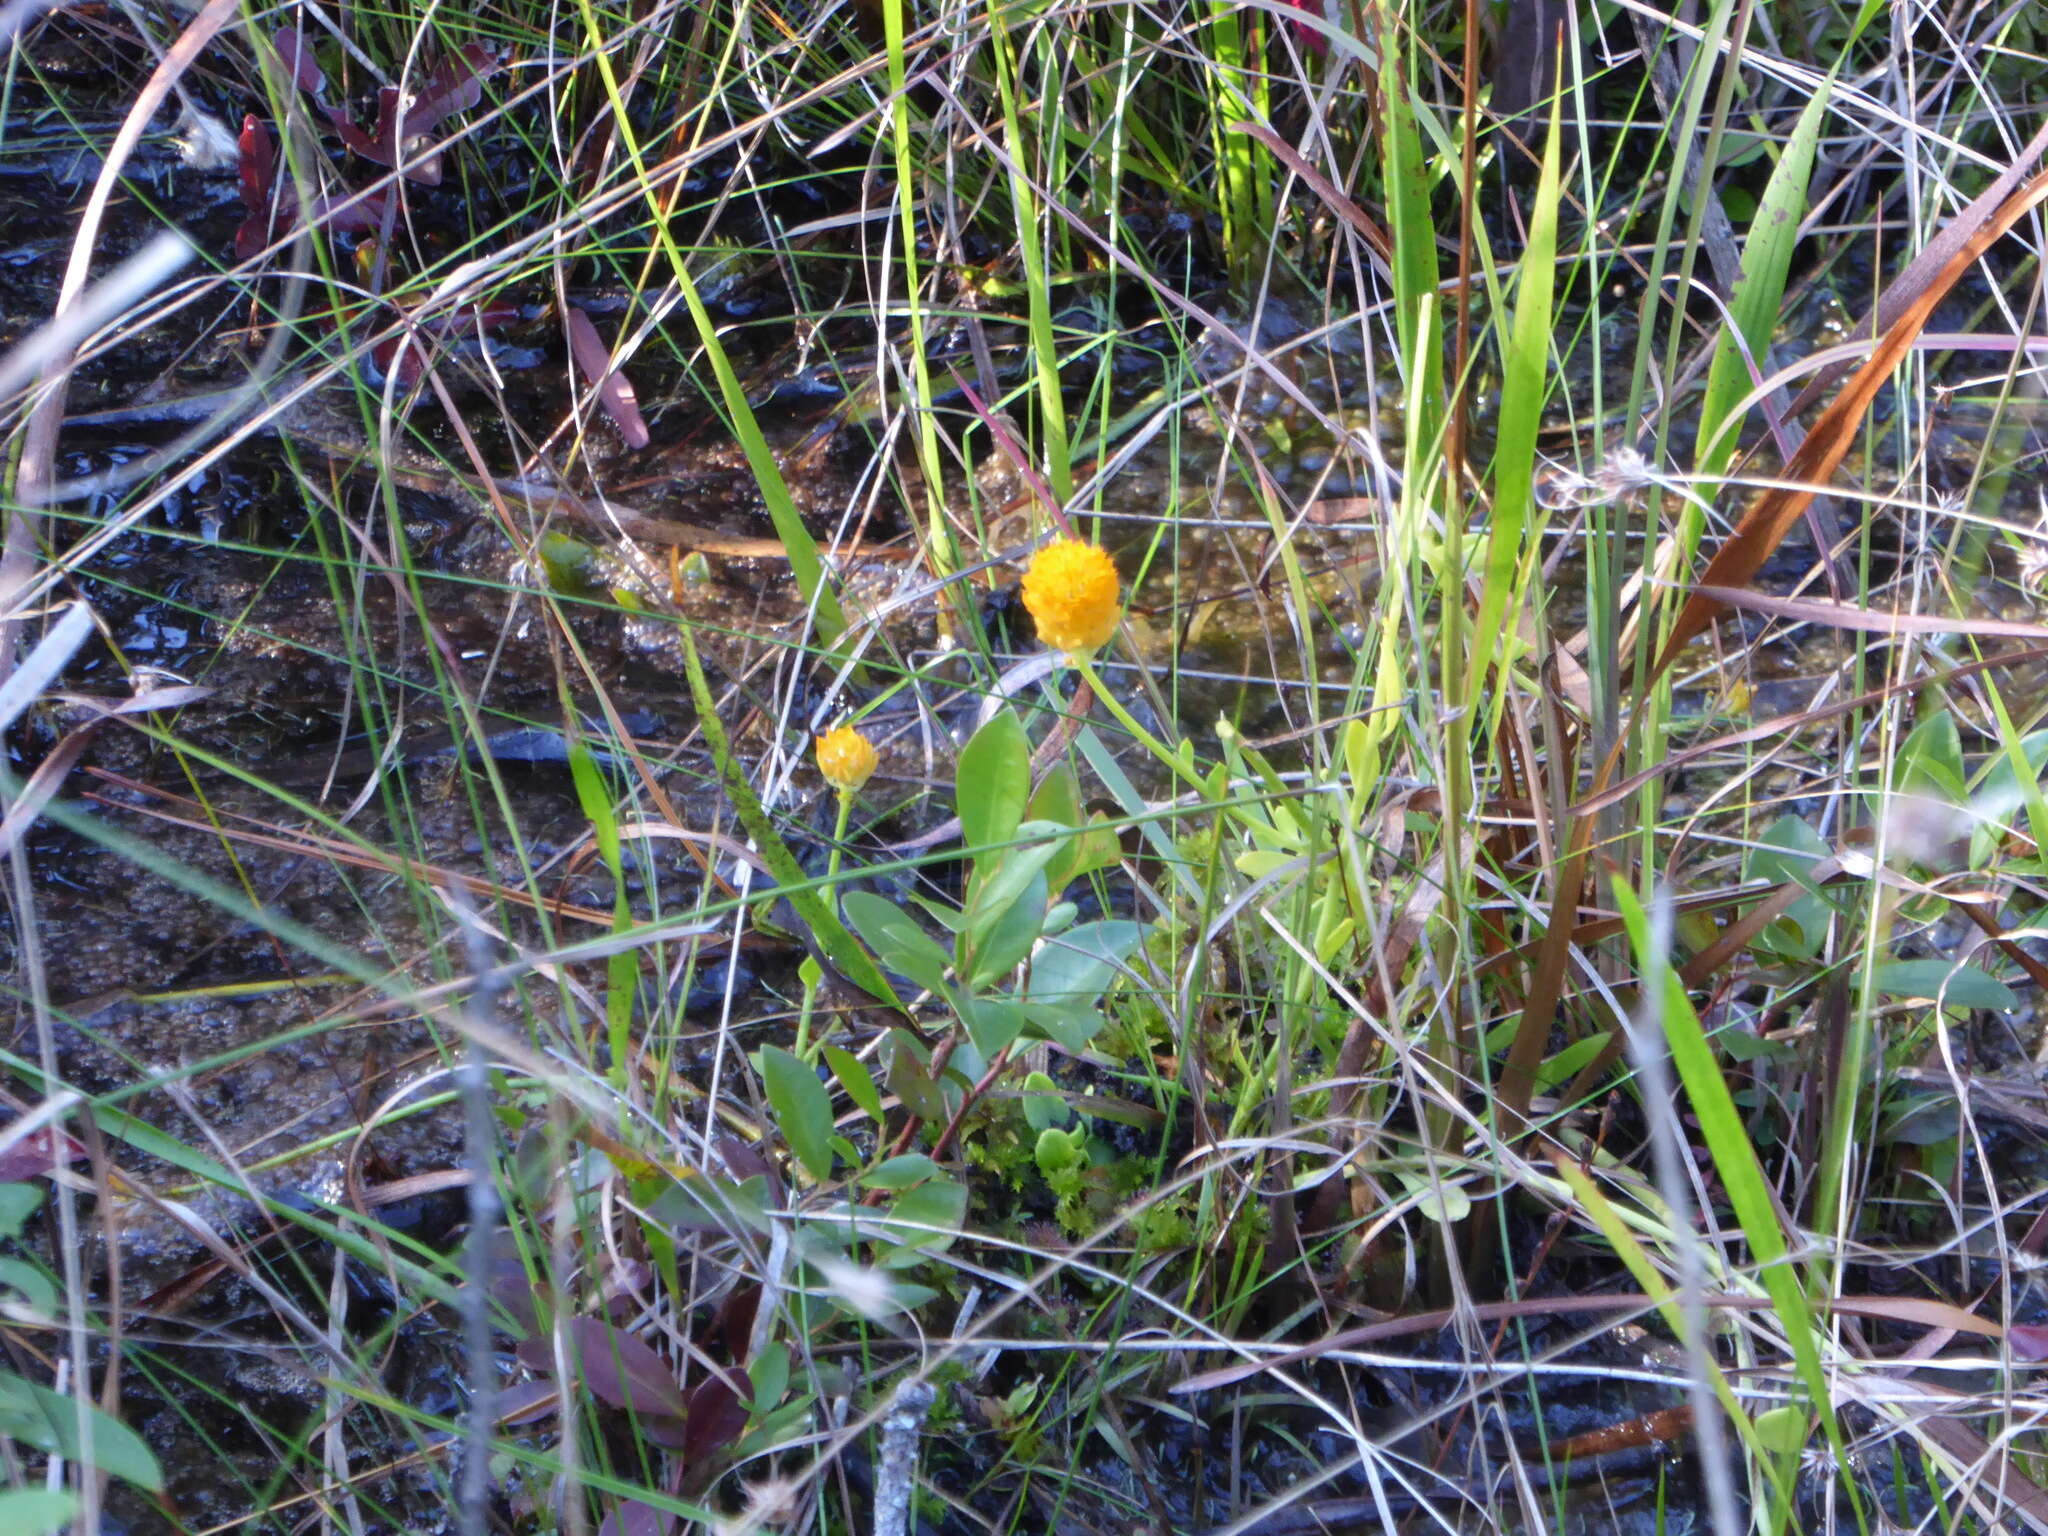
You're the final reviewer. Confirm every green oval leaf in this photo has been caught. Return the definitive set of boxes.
[759,1045,836,1180]
[0,1371,163,1491]
[1870,960,2018,1012]
[957,709,1030,858]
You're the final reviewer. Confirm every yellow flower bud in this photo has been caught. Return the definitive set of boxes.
[1020,537,1121,656]
[815,725,878,793]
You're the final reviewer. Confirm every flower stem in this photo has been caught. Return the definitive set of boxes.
[796,789,855,1061]
[1069,651,1208,794]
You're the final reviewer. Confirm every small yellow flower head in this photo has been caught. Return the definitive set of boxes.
[815,725,878,794]
[1021,537,1121,656]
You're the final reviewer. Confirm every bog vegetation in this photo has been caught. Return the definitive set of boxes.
[3,0,2048,1533]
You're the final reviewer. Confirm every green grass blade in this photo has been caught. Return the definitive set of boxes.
[1693,84,1830,481]
[1467,85,1562,715]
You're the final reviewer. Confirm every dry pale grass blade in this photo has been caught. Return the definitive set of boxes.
[1226,121,1393,270]
[1173,1292,2011,1393]
[1692,585,2048,638]
[1654,170,2048,674]
[78,769,621,928]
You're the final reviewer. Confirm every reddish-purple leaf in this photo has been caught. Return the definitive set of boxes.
[272,27,328,97]
[716,1283,761,1362]
[327,94,439,184]
[233,215,273,265]
[565,306,650,449]
[716,1136,776,1185]
[238,115,275,211]
[682,1369,748,1463]
[369,335,429,390]
[488,1244,545,1340]
[1273,0,1330,54]
[2011,1325,2048,1362]
[638,1412,692,1450]
[0,1126,87,1181]
[302,190,388,238]
[493,1380,561,1426]
[404,43,493,139]
[328,101,395,168]
[596,1497,678,1536]
[564,1316,688,1419]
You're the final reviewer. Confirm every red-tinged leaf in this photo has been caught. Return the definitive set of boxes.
[233,214,273,265]
[0,1127,86,1181]
[596,1498,677,1536]
[370,335,427,390]
[383,86,444,184]
[2011,1325,2048,1362]
[716,1284,761,1362]
[487,1238,544,1339]
[564,306,649,449]
[682,1370,748,1464]
[638,1413,691,1450]
[404,43,493,138]
[716,1136,776,1185]
[303,190,387,237]
[238,115,275,210]
[376,86,403,158]
[563,1316,688,1420]
[272,27,327,96]
[493,1380,560,1426]
[327,105,389,166]
[1273,0,1330,54]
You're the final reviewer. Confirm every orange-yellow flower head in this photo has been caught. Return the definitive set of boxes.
[816,725,878,793]
[1021,537,1121,656]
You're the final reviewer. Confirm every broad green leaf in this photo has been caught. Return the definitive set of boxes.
[963,825,1068,935]
[957,709,1031,858]
[966,869,1050,988]
[648,1171,773,1236]
[1021,1002,1105,1052]
[1896,709,1965,801]
[569,740,622,875]
[887,1033,949,1121]
[748,1342,790,1416]
[758,1046,836,1181]
[1749,815,1831,896]
[1028,763,1087,888]
[1533,1031,1612,1092]
[1022,1071,1071,1133]
[823,1046,884,1126]
[878,1178,968,1261]
[1870,960,2018,1012]
[0,1184,40,1240]
[1027,920,1148,1006]
[842,893,952,996]
[861,1154,938,1190]
[1753,1405,1809,1457]
[0,1259,55,1315]
[0,1371,163,1491]
[1027,762,1081,829]
[1747,814,1835,961]
[0,1489,78,1536]
[961,997,1027,1060]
